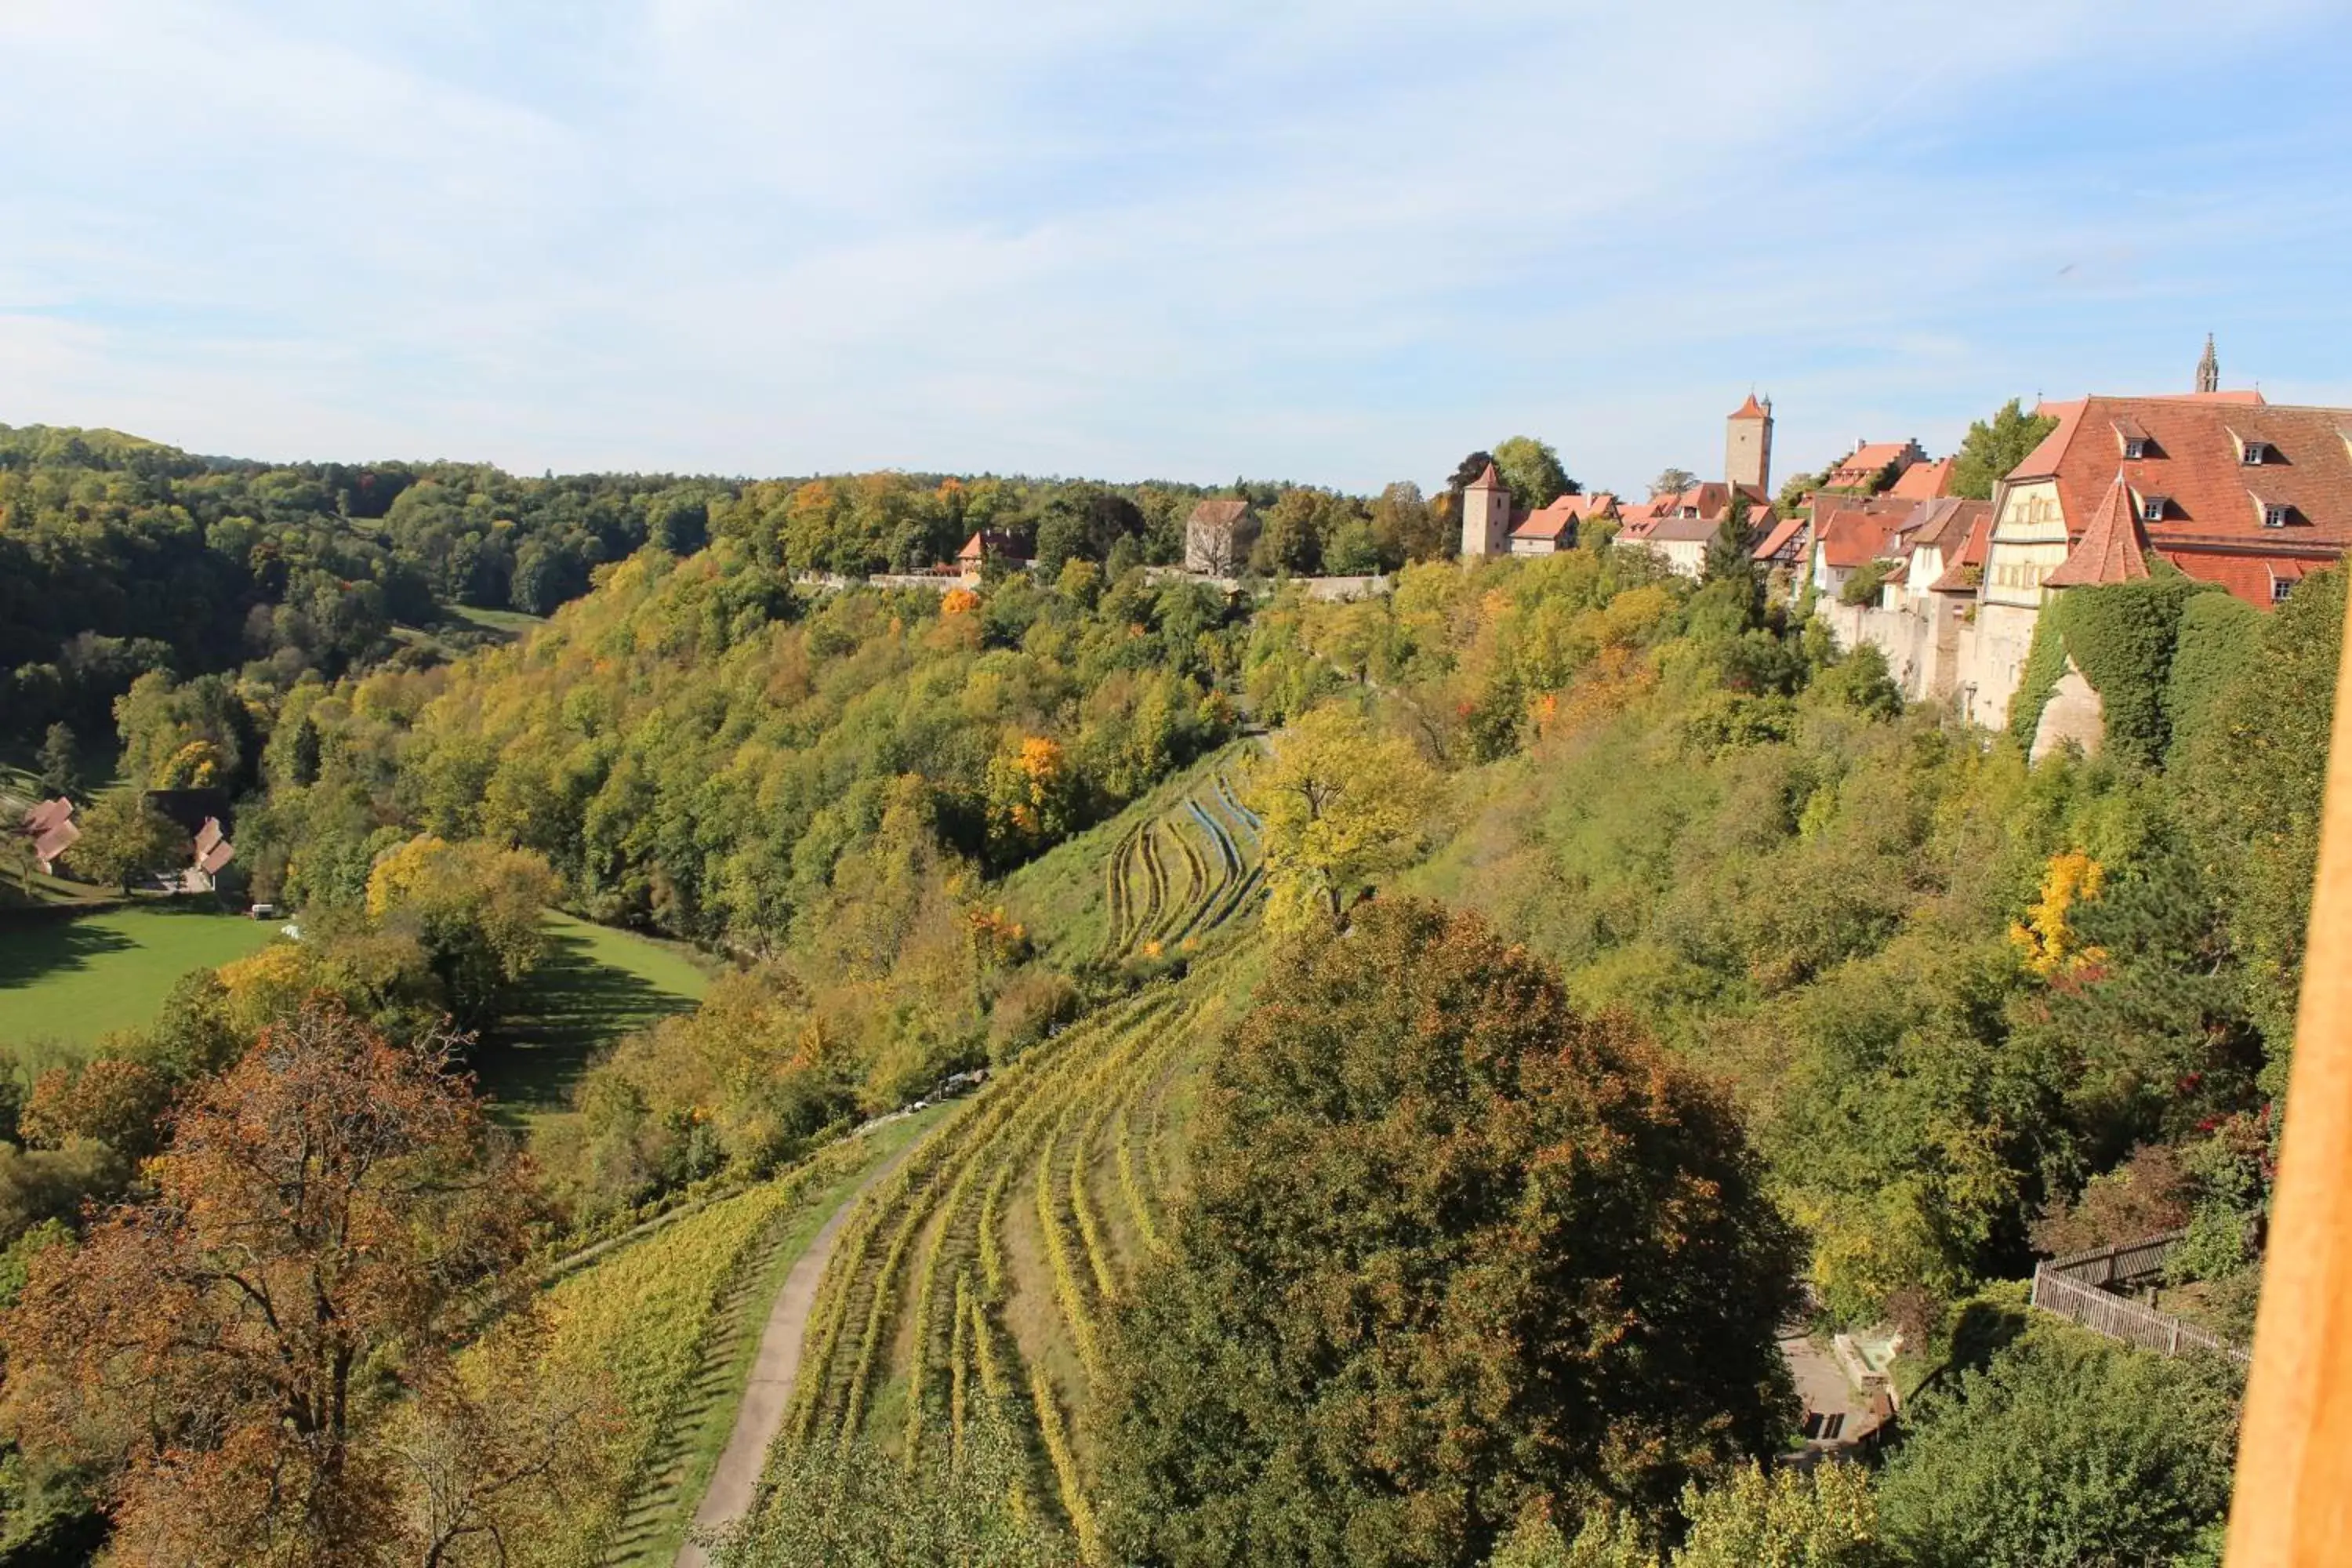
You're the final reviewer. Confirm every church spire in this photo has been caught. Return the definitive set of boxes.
[2197,333,2219,395]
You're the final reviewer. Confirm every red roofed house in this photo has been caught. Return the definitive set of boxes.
[19,797,78,875]
[1887,456,1955,501]
[1807,495,1914,598]
[957,528,1032,585]
[1751,516,1808,569]
[1960,378,2352,727]
[1509,492,1617,556]
[1824,438,1929,493]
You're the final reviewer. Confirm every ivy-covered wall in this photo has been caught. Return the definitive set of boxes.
[2007,575,2245,767]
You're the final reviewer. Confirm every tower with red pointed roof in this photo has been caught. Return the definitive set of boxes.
[1461,460,1513,558]
[1726,392,1773,496]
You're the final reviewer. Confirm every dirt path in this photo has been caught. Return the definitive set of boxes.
[675,1130,923,1566]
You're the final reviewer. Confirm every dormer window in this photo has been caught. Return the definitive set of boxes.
[2241,440,2270,466]
[2123,437,2149,459]
[2140,495,2167,523]
[2264,503,2291,528]
[2274,578,2296,604]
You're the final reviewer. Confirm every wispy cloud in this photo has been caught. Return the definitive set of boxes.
[2,0,2345,491]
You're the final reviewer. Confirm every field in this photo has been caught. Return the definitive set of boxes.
[750,806,1269,1561]
[476,910,716,1123]
[532,1108,944,1564]
[0,903,280,1051]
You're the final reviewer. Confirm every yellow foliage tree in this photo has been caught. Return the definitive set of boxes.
[1244,703,1436,932]
[2010,849,2106,977]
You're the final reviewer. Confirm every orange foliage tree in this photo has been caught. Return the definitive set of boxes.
[0,1004,580,1566]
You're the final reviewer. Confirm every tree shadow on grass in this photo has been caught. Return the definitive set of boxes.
[474,924,702,1118]
[0,916,137,994]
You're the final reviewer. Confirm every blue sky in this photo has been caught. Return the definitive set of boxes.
[3,1,2348,498]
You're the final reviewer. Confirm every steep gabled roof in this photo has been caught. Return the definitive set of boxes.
[2045,472,2153,588]
[1751,517,1806,562]
[1929,509,1994,592]
[1730,392,1770,420]
[1467,461,1508,492]
[1185,498,1251,528]
[1818,506,1901,569]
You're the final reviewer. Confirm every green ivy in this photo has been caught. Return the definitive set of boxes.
[2005,575,2230,766]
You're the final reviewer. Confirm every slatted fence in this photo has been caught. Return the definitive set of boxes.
[2029,1263,2249,1364]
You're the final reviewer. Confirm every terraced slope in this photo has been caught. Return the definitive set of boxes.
[756,946,1258,1560]
[1099,771,1262,960]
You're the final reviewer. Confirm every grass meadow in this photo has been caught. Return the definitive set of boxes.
[0,902,280,1052]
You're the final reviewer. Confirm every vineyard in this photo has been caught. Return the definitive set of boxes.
[751,943,1261,1559]
[1099,767,1262,960]
[525,1112,938,1565]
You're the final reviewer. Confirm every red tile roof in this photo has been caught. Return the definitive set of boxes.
[2045,472,2154,588]
[957,528,1029,563]
[1468,461,1507,492]
[1730,393,1769,419]
[1929,510,1994,592]
[21,797,78,869]
[22,798,72,835]
[194,817,235,877]
[1185,499,1250,528]
[2013,393,2352,605]
[1751,517,1806,563]
[1819,506,1901,569]
[1887,456,1954,500]
[1508,491,1617,543]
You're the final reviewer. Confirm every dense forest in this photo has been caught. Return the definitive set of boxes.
[0,433,2321,1564]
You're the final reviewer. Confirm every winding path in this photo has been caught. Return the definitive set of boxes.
[675,1129,927,1566]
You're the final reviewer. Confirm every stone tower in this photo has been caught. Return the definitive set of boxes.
[2197,334,2220,394]
[1461,461,1512,557]
[1726,392,1773,495]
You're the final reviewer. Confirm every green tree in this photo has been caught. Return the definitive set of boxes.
[1243,703,1435,931]
[1651,467,1698,499]
[1702,502,1758,585]
[66,793,185,891]
[1093,900,1803,1568]
[1875,1325,2239,1568]
[1493,436,1577,511]
[1949,399,2060,501]
[34,724,76,797]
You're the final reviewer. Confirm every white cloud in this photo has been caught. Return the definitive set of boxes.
[0,0,2343,491]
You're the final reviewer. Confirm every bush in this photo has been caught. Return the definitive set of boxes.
[1875,1324,2240,1568]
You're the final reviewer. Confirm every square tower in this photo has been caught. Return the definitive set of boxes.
[1461,461,1512,557]
[1726,393,1773,495]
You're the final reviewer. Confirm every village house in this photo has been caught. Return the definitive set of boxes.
[1183,499,1259,575]
[19,797,78,875]
[1822,437,1929,493]
[1750,515,1809,572]
[1618,397,1779,578]
[1813,341,2352,741]
[1508,492,1617,555]
[956,528,1031,584]
[144,787,237,894]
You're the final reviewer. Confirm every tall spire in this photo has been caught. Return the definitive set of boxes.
[2197,333,2220,395]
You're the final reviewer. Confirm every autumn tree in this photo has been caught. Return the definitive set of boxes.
[0,1004,550,1566]
[365,835,559,1028]
[1243,702,1436,931]
[1092,901,1802,1567]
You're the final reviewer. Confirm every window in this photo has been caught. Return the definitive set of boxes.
[2274,578,2296,604]
[2243,440,2270,466]
[2265,503,2292,528]
[2140,495,2166,522]
[2123,437,2149,459]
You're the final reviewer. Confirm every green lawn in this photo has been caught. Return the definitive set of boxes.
[476,911,716,1124]
[444,604,547,640]
[0,903,280,1051]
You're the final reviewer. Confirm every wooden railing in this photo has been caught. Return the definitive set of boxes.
[2030,1263,2249,1365]
[2043,1228,2190,1290]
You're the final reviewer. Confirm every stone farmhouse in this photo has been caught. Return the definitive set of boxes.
[1817,339,2352,740]
[956,528,1031,584]
[1183,499,1259,575]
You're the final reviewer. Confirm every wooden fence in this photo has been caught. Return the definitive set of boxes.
[2044,1228,2189,1290]
[2030,1264,2249,1365]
